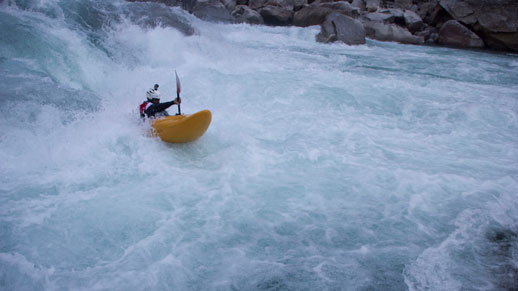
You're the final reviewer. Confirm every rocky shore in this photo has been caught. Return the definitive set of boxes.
[127,0,518,52]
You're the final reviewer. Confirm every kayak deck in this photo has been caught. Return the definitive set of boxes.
[151,109,212,143]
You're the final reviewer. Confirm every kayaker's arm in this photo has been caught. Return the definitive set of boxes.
[144,100,176,117]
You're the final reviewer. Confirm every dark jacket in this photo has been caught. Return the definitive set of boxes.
[139,100,176,118]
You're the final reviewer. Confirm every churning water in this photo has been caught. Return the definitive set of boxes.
[1,1,517,290]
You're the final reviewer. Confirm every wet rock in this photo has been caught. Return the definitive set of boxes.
[259,5,293,25]
[394,0,413,10]
[222,0,238,11]
[232,5,264,23]
[293,5,333,27]
[417,0,448,27]
[485,228,518,290]
[294,2,359,27]
[439,0,518,51]
[416,25,439,43]
[191,0,234,22]
[363,8,423,33]
[351,0,366,12]
[319,1,360,18]
[364,9,405,25]
[127,0,180,5]
[438,19,484,48]
[403,10,424,33]
[363,20,424,44]
[317,12,366,45]
[365,0,379,12]
[248,0,268,9]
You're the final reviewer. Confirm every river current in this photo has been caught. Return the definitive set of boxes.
[1,1,517,290]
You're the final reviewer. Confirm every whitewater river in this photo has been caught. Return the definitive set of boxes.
[1,1,517,290]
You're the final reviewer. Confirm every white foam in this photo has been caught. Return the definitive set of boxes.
[1,1,518,290]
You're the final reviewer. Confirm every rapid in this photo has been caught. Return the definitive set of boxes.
[1,0,517,290]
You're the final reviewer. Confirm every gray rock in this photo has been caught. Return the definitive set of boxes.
[222,0,237,11]
[363,20,425,44]
[379,8,405,18]
[293,5,333,27]
[363,11,395,23]
[416,25,439,43]
[438,19,484,48]
[292,0,308,11]
[248,0,268,9]
[351,0,365,11]
[484,33,518,51]
[259,5,293,25]
[403,10,424,33]
[440,0,477,25]
[319,1,360,18]
[293,1,359,27]
[363,8,424,34]
[364,9,405,24]
[439,0,518,51]
[317,12,366,45]
[232,5,264,24]
[192,0,233,22]
[416,0,445,26]
[394,0,413,10]
[365,0,379,12]
[264,0,305,10]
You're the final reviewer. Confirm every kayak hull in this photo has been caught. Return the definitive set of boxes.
[152,110,212,143]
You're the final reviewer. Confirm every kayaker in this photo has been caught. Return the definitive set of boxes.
[139,84,181,118]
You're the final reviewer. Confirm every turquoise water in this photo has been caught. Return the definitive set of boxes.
[1,1,517,290]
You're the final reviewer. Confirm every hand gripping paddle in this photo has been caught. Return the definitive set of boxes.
[175,70,182,115]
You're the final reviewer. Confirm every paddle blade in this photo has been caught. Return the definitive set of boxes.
[175,70,181,95]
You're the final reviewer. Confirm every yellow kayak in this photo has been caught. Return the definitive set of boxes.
[151,110,212,143]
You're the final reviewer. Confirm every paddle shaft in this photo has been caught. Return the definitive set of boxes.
[175,70,182,115]
[176,91,181,115]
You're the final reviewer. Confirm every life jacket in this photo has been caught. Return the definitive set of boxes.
[139,101,152,118]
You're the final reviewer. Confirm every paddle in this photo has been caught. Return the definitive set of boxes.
[175,70,182,115]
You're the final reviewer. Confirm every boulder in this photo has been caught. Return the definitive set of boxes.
[293,5,333,27]
[438,19,484,48]
[440,0,477,25]
[416,25,439,43]
[317,13,366,44]
[259,5,293,25]
[248,0,268,9]
[293,2,359,27]
[263,0,305,10]
[483,33,518,51]
[416,0,448,26]
[363,11,396,23]
[351,0,366,11]
[127,0,180,5]
[191,0,234,22]
[439,0,518,51]
[364,9,405,25]
[363,20,425,44]
[319,1,360,18]
[403,10,424,33]
[365,0,379,12]
[222,0,237,11]
[232,5,264,24]
[394,0,413,10]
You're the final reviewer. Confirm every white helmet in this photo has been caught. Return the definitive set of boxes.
[146,89,161,100]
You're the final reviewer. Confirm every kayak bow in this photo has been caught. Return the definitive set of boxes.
[151,109,212,143]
